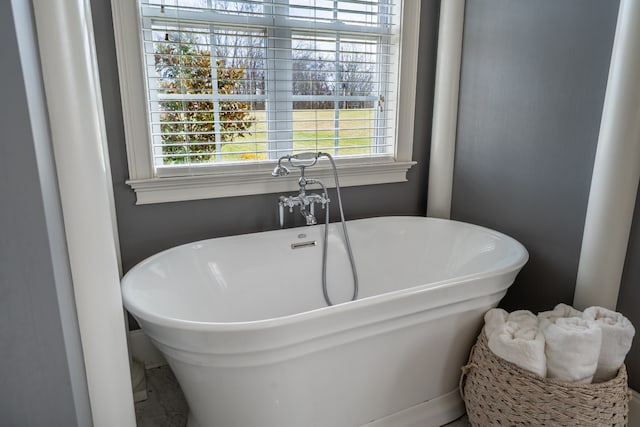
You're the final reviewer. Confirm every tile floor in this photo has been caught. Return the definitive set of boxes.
[135,366,469,427]
[135,366,188,427]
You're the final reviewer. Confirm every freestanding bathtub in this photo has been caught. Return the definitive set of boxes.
[121,216,528,427]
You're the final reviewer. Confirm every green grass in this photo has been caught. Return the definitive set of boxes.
[217,109,379,161]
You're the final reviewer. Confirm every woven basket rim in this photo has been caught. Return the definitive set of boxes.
[468,331,627,389]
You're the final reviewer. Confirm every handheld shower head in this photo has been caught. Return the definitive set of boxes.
[271,152,320,177]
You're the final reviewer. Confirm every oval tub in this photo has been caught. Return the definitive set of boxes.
[122,216,528,427]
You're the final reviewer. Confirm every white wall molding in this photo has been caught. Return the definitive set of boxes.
[574,0,640,310]
[426,0,465,219]
[129,160,416,204]
[31,0,136,425]
[128,330,167,369]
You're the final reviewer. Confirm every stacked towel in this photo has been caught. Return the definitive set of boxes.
[488,321,547,377]
[484,309,537,337]
[483,305,635,383]
[583,306,636,383]
[538,303,582,330]
[508,310,538,328]
[541,317,602,383]
[484,309,547,377]
[483,308,507,338]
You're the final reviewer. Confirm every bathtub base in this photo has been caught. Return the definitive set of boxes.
[186,389,465,427]
[156,298,496,427]
[364,389,465,427]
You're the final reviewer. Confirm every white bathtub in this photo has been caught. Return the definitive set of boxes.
[121,216,528,427]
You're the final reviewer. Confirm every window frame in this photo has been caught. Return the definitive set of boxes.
[111,0,421,204]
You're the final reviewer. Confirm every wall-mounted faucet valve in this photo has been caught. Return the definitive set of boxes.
[272,152,330,228]
[278,192,329,227]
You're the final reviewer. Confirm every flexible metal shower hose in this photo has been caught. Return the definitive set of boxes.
[319,152,359,306]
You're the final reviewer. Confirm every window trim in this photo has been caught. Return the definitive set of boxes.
[111,0,421,204]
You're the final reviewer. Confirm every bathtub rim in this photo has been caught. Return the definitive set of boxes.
[121,216,528,332]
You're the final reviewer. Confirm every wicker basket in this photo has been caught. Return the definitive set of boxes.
[459,332,630,426]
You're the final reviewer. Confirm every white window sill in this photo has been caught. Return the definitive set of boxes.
[126,158,416,204]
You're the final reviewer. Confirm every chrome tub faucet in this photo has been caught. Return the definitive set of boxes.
[272,152,330,228]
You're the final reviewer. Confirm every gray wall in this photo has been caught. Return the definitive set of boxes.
[0,1,91,426]
[452,0,618,312]
[92,0,639,392]
[619,191,640,390]
[452,0,640,391]
[91,0,440,273]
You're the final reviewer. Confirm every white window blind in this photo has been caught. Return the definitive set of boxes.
[138,0,401,174]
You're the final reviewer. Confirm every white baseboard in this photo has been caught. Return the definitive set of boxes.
[127,329,167,369]
[630,389,640,427]
[365,389,464,427]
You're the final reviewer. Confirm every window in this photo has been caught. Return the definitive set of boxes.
[111,0,421,203]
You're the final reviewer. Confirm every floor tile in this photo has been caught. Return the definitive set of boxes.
[135,366,188,427]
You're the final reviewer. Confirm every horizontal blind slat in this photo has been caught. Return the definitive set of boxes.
[142,8,396,36]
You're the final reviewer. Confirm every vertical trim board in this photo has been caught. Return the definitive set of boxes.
[574,0,640,310]
[128,329,167,369]
[31,0,136,425]
[427,0,465,219]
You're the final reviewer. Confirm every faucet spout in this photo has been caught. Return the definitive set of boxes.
[302,211,317,225]
[299,204,317,226]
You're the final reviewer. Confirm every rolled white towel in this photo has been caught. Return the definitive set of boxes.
[484,308,508,338]
[538,303,582,330]
[508,310,538,329]
[488,321,547,377]
[484,309,537,338]
[542,317,602,383]
[583,306,635,382]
